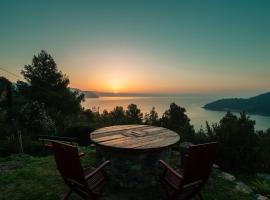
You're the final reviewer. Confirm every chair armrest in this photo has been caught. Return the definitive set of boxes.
[85,160,111,180]
[183,180,202,190]
[159,160,183,180]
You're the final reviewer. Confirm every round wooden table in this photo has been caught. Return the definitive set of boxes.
[91,125,180,189]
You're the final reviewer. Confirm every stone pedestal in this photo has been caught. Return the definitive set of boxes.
[96,146,171,189]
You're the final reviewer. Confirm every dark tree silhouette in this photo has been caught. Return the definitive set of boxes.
[0,77,14,138]
[126,103,143,124]
[109,106,126,125]
[18,50,84,131]
[144,107,159,125]
[211,112,257,173]
[161,103,195,141]
[0,77,13,108]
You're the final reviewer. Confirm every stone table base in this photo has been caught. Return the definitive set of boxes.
[96,146,171,189]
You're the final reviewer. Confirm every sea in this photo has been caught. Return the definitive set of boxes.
[81,95,270,131]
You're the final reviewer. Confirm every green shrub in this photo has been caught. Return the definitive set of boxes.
[19,101,55,136]
[251,179,270,197]
[204,112,257,173]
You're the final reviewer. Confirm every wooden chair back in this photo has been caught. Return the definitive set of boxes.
[181,142,218,185]
[52,142,87,186]
[52,141,110,200]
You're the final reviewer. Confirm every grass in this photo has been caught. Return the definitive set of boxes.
[0,148,255,200]
[251,179,270,198]
[236,173,270,198]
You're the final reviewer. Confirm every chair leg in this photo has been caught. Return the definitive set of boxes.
[63,189,72,200]
[197,192,203,200]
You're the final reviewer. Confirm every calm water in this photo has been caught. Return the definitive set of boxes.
[82,95,270,131]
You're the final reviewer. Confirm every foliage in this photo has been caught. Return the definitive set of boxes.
[203,112,258,173]
[126,103,143,124]
[144,107,159,126]
[97,104,144,126]
[192,125,213,144]
[160,102,195,141]
[98,109,111,126]
[0,76,13,108]
[251,179,270,197]
[18,101,55,136]
[18,50,84,131]
[109,106,127,124]
[255,130,270,173]
[0,77,14,137]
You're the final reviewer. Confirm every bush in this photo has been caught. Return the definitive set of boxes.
[203,112,258,173]
[18,101,55,137]
[251,179,270,197]
[144,107,160,126]
[161,103,195,142]
[255,130,270,173]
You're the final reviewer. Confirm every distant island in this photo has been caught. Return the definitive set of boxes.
[71,88,169,98]
[70,88,99,98]
[203,92,270,116]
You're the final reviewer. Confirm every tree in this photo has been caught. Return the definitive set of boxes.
[161,103,195,141]
[98,110,110,126]
[109,106,126,125]
[18,50,84,131]
[256,129,270,172]
[0,77,16,138]
[0,77,13,108]
[126,104,143,124]
[18,101,55,136]
[144,107,159,125]
[213,112,257,173]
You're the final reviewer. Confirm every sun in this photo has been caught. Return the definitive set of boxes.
[114,90,118,94]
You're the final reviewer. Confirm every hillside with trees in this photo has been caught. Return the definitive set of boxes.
[203,92,270,116]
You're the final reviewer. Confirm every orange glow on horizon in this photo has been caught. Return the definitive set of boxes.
[66,44,270,94]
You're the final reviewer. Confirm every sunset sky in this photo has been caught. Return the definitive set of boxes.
[0,0,270,94]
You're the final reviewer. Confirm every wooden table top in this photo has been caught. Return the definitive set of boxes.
[91,125,180,150]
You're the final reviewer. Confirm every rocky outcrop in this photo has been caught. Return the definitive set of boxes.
[219,172,236,182]
[216,168,269,199]
[255,194,269,200]
[235,181,252,194]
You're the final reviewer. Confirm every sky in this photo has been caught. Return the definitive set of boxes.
[0,0,270,95]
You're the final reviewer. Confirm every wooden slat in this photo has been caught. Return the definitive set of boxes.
[92,125,147,135]
[99,130,176,146]
[92,134,126,143]
[91,125,180,149]
[99,134,177,148]
[109,135,179,149]
[91,125,149,139]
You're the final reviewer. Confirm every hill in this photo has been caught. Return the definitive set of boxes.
[70,88,99,98]
[203,92,270,116]
[83,90,99,98]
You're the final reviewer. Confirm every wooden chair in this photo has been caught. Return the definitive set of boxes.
[38,135,77,150]
[159,142,218,200]
[52,141,110,200]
